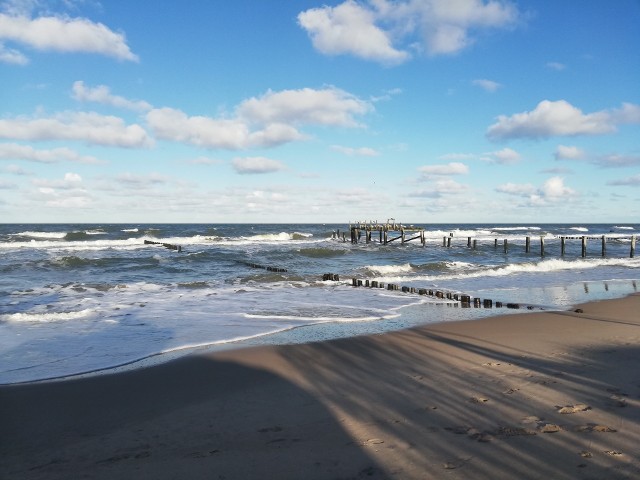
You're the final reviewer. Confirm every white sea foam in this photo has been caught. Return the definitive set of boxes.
[1,309,95,323]
[492,226,542,231]
[10,231,67,239]
[570,227,589,232]
[613,226,634,230]
[366,263,414,275]
[122,228,139,232]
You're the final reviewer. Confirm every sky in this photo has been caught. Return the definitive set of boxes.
[1,0,639,224]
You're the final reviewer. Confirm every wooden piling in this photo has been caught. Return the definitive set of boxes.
[561,236,566,256]
[473,239,477,250]
[631,235,636,258]
[494,239,498,249]
[467,237,472,247]
[581,236,587,257]
[525,236,530,253]
[503,239,508,254]
[443,236,447,247]
[540,236,545,257]
[447,237,451,248]
[601,235,606,257]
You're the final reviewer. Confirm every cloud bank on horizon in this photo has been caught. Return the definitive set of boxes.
[1,0,639,223]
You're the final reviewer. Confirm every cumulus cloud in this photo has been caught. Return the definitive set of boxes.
[232,156,286,175]
[0,142,101,163]
[409,178,469,198]
[487,100,640,140]
[496,176,576,205]
[483,147,521,164]
[72,81,152,112]
[298,0,520,64]
[331,145,380,156]
[554,144,585,161]
[472,78,502,92]
[147,87,371,150]
[0,111,152,148]
[297,1,409,65]
[419,162,469,176]
[0,12,138,62]
[33,171,83,189]
[238,87,371,128]
[607,174,640,186]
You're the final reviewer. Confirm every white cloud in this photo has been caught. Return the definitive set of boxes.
[0,13,138,62]
[147,87,371,150]
[546,61,566,71]
[297,1,410,65]
[72,81,152,112]
[0,142,101,163]
[238,87,372,128]
[487,100,640,140]
[331,145,380,156]
[596,154,640,168]
[116,172,169,186]
[483,147,520,164]
[496,176,576,205]
[298,0,521,64]
[495,182,536,196]
[608,174,640,186]
[0,42,28,64]
[472,78,502,92]
[554,144,585,160]
[232,156,286,175]
[419,162,469,176]
[0,112,151,148]
[33,171,83,189]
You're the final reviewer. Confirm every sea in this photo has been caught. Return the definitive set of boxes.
[1,223,638,384]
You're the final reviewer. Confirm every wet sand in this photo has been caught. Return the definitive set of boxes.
[1,294,639,479]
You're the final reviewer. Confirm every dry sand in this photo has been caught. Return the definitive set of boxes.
[1,294,639,479]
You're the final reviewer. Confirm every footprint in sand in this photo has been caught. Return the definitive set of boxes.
[538,423,562,433]
[557,403,591,414]
[362,438,384,446]
[469,396,489,404]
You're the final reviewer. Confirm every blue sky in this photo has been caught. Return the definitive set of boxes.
[1,0,639,223]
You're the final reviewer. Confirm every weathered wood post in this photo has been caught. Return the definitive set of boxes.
[525,236,531,253]
[447,237,451,248]
[601,235,606,257]
[631,235,636,258]
[581,236,587,257]
[473,239,477,250]
[467,237,472,247]
[421,230,425,246]
[561,236,566,256]
[540,236,545,257]
[494,239,498,249]
[379,228,383,243]
[443,236,447,247]
[503,239,508,254]
[384,230,388,245]
[401,228,406,244]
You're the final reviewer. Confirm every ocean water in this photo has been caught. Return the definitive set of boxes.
[1,223,638,384]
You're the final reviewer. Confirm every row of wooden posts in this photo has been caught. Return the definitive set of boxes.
[143,240,182,252]
[322,273,531,310]
[336,227,637,258]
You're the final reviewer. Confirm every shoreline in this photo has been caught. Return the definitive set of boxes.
[3,279,637,386]
[2,294,639,479]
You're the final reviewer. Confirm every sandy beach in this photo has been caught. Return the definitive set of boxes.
[1,294,639,480]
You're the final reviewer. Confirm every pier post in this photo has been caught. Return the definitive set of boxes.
[503,239,508,254]
[401,228,405,244]
[631,235,636,258]
[581,236,587,257]
[540,236,545,257]
[447,237,451,248]
[443,236,447,247]
[561,237,566,256]
[494,239,498,249]
[421,230,425,247]
[384,230,388,245]
[467,237,472,247]
[379,228,383,244]
[601,235,606,257]
[525,236,531,253]
[473,239,477,250]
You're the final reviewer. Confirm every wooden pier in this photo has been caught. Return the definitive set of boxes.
[341,220,427,246]
[333,223,636,259]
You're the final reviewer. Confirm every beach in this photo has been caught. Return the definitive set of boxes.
[1,294,639,480]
